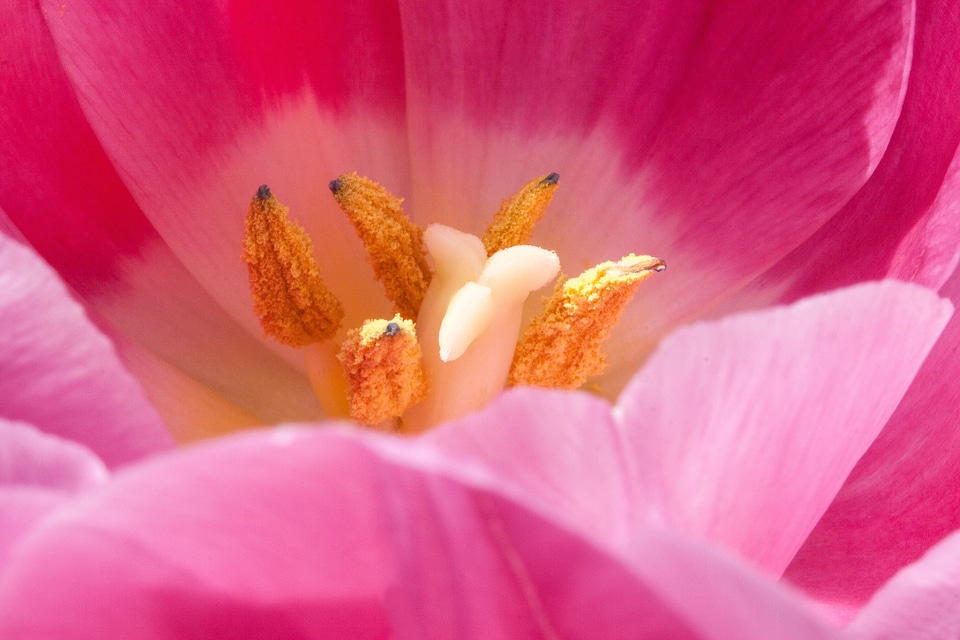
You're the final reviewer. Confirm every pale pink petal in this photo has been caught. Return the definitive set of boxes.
[0,231,172,466]
[424,387,637,542]
[399,0,912,391]
[0,2,327,427]
[614,527,838,640]
[40,0,410,335]
[0,426,840,638]
[617,281,951,576]
[844,528,960,639]
[0,419,107,491]
[785,266,960,612]
[724,0,960,309]
[0,419,107,566]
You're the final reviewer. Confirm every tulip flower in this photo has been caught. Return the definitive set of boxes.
[1,0,960,636]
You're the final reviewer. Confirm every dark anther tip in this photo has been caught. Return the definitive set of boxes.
[256,184,272,199]
[328,178,342,194]
[384,322,401,337]
[654,260,666,272]
[541,172,560,185]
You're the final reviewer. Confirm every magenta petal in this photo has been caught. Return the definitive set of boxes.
[0,232,172,465]
[730,0,960,305]
[0,1,324,427]
[844,528,960,638]
[400,0,912,359]
[786,266,960,611]
[0,427,840,639]
[39,0,410,335]
[617,281,951,576]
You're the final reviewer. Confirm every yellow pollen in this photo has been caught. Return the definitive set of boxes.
[481,172,560,255]
[329,173,431,319]
[337,314,427,427]
[241,185,344,347]
[509,254,665,389]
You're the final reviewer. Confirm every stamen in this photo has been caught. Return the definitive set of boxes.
[337,314,427,427]
[509,254,665,389]
[481,172,560,255]
[241,185,344,347]
[329,173,431,319]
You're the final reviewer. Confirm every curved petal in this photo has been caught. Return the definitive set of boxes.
[725,0,960,308]
[0,419,107,492]
[0,0,326,426]
[845,528,960,639]
[0,419,107,567]
[40,0,410,334]
[0,426,839,638]
[424,387,638,542]
[399,0,913,389]
[0,231,172,466]
[785,265,960,613]
[616,281,951,576]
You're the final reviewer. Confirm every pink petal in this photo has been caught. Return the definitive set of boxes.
[40,0,409,336]
[0,1,327,427]
[0,231,172,466]
[845,528,960,639]
[0,419,107,566]
[616,280,951,576]
[0,426,839,638]
[785,265,960,612]
[0,419,107,492]
[725,0,960,307]
[424,387,637,542]
[399,0,913,385]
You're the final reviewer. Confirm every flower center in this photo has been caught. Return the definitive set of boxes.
[242,174,664,433]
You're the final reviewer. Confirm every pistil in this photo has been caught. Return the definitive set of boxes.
[402,226,560,432]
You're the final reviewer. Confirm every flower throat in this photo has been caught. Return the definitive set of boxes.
[242,173,664,433]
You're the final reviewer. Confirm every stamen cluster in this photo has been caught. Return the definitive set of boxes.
[242,173,664,432]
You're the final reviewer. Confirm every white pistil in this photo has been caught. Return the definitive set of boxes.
[438,282,494,362]
[403,225,559,432]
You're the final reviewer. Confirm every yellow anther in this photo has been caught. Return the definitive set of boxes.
[241,185,344,347]
[509,254,665,389]
[329,173,431,319]
[481,172,559,255]
[337,314,427,427]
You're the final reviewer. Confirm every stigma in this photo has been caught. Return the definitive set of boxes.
[242,173,664,432]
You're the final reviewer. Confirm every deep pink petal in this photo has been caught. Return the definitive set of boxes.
[0,232,172,466]
[0,427,840,638]
[785,266,960,613]
[844,528,960,639]
[726,0,960,307]
[0,419,107,566]
[617,281,950,576]
[0,1,326,428]
[399,0,912,389]
[39,0,409,335]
